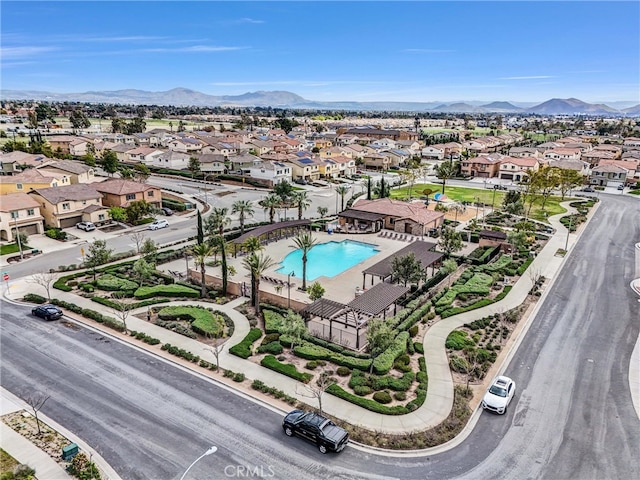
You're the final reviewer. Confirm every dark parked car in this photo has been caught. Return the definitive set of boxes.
[282,410,349,454]
[161,207,174,216]
[31,304,63,321]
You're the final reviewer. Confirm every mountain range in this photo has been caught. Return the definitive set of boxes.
[1,88,638,115]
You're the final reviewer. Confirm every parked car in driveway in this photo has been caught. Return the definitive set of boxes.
[582,186,595,192]
[161,207,174,216]
[282,409,349,454]
[148,219,169,230]
[76,221,96,231]
[32,304,63,321]
[482,376,516,414]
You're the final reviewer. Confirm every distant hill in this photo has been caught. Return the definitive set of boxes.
[0,88,635,114]
[527,98,619,115]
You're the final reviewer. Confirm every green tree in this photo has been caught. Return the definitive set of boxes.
[317,206,328,218]
[205,207,231,238]
[273,180,294,200]
[132,257,155,287]
[261,193,281,224]
[281,311,307,349]
[83,153,96,167]
[133,163,151,183]
[434,158,459,194]
[231,200,255,235]
[291,232,318,291]
[191,242,215,297]
[85,239,112,281]
[101,150,119,176]
[438,226,463,257]
[125,117,146,134]
[307,281,325,301]
[291,191,311,220]
[507,230,529,255]
[188,156,201,178]
[140,238,158,263]
[274,117,299,133]
[441,258,458,286]
[243,236,262,254]
[334,185,350,212]
[108,206,127,223]
[366,317,394,373]
[502,190,524,215]
[125,200,152,224]
[111,118,126,133]
[242,252,276,314]
[197,210,204,245]
[69,110,91,132]
[530,165,560,212]
[216,235,229,296]
[390,252,424,287]
[556,168,583,199]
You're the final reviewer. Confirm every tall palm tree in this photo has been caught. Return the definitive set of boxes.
[205,207,231,237]
[291,231,318,291]
[231,200,254,235]
[335,185,350,212]
[261,193,281,224]
[242,252,276,314]
[291,191,311,220]
[243,236,262,254]
[191,242,215,298]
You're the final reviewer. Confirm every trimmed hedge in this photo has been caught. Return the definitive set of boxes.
[446,330,475,350]
[414,342,424,354]
[50,298,125,332]
[229,328,262,359]
[96,274,138,292]
[440,285,513,318]
[260,355,312,383]
[326,384,409,415]
[372,332,409,375]
[158,306,224,337]
[257,341,284,355]
[91,296,169,310]
[293,343,372,370]
[134,284,199,299]
[129,330,161,345]
[251,380,298,406]
[23,293,47,304]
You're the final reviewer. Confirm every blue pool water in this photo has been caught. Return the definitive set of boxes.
[276,240,379,281]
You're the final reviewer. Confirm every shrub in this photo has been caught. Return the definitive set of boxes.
[293,343,372,370]
[446,331,475,350]
[229,328,262,359]
[157,306,224,337]
[129,330,161,345]
[233,372,245,382]
[23,293,47,304]
[96,274,138,291]
[305,361,318,370]
[327,385,408,414]
[251,380,297,406]
[260,355,312,383]
[414,342,424,354]
[372,332,409,375]
[160,343,200,363]
[394,391,407,401]
[257,341,284,355]
[134,284,199,299]
[353,385,372,396]
[371,372,415,392]
[408,325,419,337]
[336,366,351,377]
[260,332,281,346]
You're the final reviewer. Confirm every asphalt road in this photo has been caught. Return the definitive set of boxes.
[1,194,638,480]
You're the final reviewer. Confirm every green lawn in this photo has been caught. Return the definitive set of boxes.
[0,243,28,256]
[390,183,569,223]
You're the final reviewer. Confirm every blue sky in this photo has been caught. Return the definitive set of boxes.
[2,1,639,104]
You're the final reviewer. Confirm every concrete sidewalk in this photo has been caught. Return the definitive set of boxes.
[3,201,591,436]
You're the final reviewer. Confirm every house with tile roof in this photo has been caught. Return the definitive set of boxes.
[509,147,544,158]
[498,156,540,182]
[547,158,589,176]
[285,157,321,182]
[46,135,90,156]
[125,147,164,165]
[597,159,640,184]
[339,198,445,236]
[0,152,54,176]
[0,168,71,195]
[246,160,292,187]
[543,148,582,161]
[589,163,629,188]
[168,137,205,153]
[28,184,104,228]
[460,154,504,178]
[0,192,45,241]
[93,179,162,208]
[37,160,95,184]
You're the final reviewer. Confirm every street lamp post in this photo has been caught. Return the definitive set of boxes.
[12,211,24,260]
[564,215,573,252]
[179,446,217,480]
[287,270,295,309]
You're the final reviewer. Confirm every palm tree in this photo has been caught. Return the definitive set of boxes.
[261,193,281,224]
[243,236,262,254]
[231,200,254,235]
[291,191,311,220]
[317,206,328,218]
[242,252,276,314]
[335,185,350,212]
[205,207,231,238]
[191,242,215,298]
[291,231,318,291]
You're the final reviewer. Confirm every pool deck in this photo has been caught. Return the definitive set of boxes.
[223,231,472,307]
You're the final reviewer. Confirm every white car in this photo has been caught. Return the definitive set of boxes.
[148,219,169,230]
[482,376,516,414]
[76,221,96,231]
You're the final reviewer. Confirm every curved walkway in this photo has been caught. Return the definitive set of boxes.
[3,201,593,437]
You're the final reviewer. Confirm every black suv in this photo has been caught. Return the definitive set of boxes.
[32,304,63,321]
[282,410,349,454]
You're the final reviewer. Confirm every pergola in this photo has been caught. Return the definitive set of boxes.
[231,219,311,256]
[362,241,443,288]
[300,282,410,350]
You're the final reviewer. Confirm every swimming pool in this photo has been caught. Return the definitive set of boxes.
[276,240,379,281]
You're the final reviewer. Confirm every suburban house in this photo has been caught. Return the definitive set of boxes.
[228,152,263,171]
[201,141,236,157]
[318,158,340,178]
[0,152,54,175]
[37,160,95,184]
[547,159,590,176]
[362,152,392,171]
[335,134,360,146]
[509,147,544,158]
[132,132,163,147]
[286,157,321,182]
[246,161,292,186]
[125,147,164,165]
[338,198,445,235]
[543,148,582,161]
[107,144,136,162]
[598,159,640,184]
[0,192,45,241]
[622,137,640,149]
[337,128,419,142]
[46,135,90,156]
[460,154,503,178]
[582,150,617,166]
[0,168,71,195]
[589,164,628,188]
[28,184,104,228]
[93,179,162,208]
[167,137,205,153]
[332,156,357,177]
[498,156,540,181]
[198,154,226,175]
[422,145,446,160]
[153,150,191,170]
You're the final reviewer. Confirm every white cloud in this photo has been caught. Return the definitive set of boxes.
[0,46,57,58]
[236,18,264,24]
[499,75,555,80]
